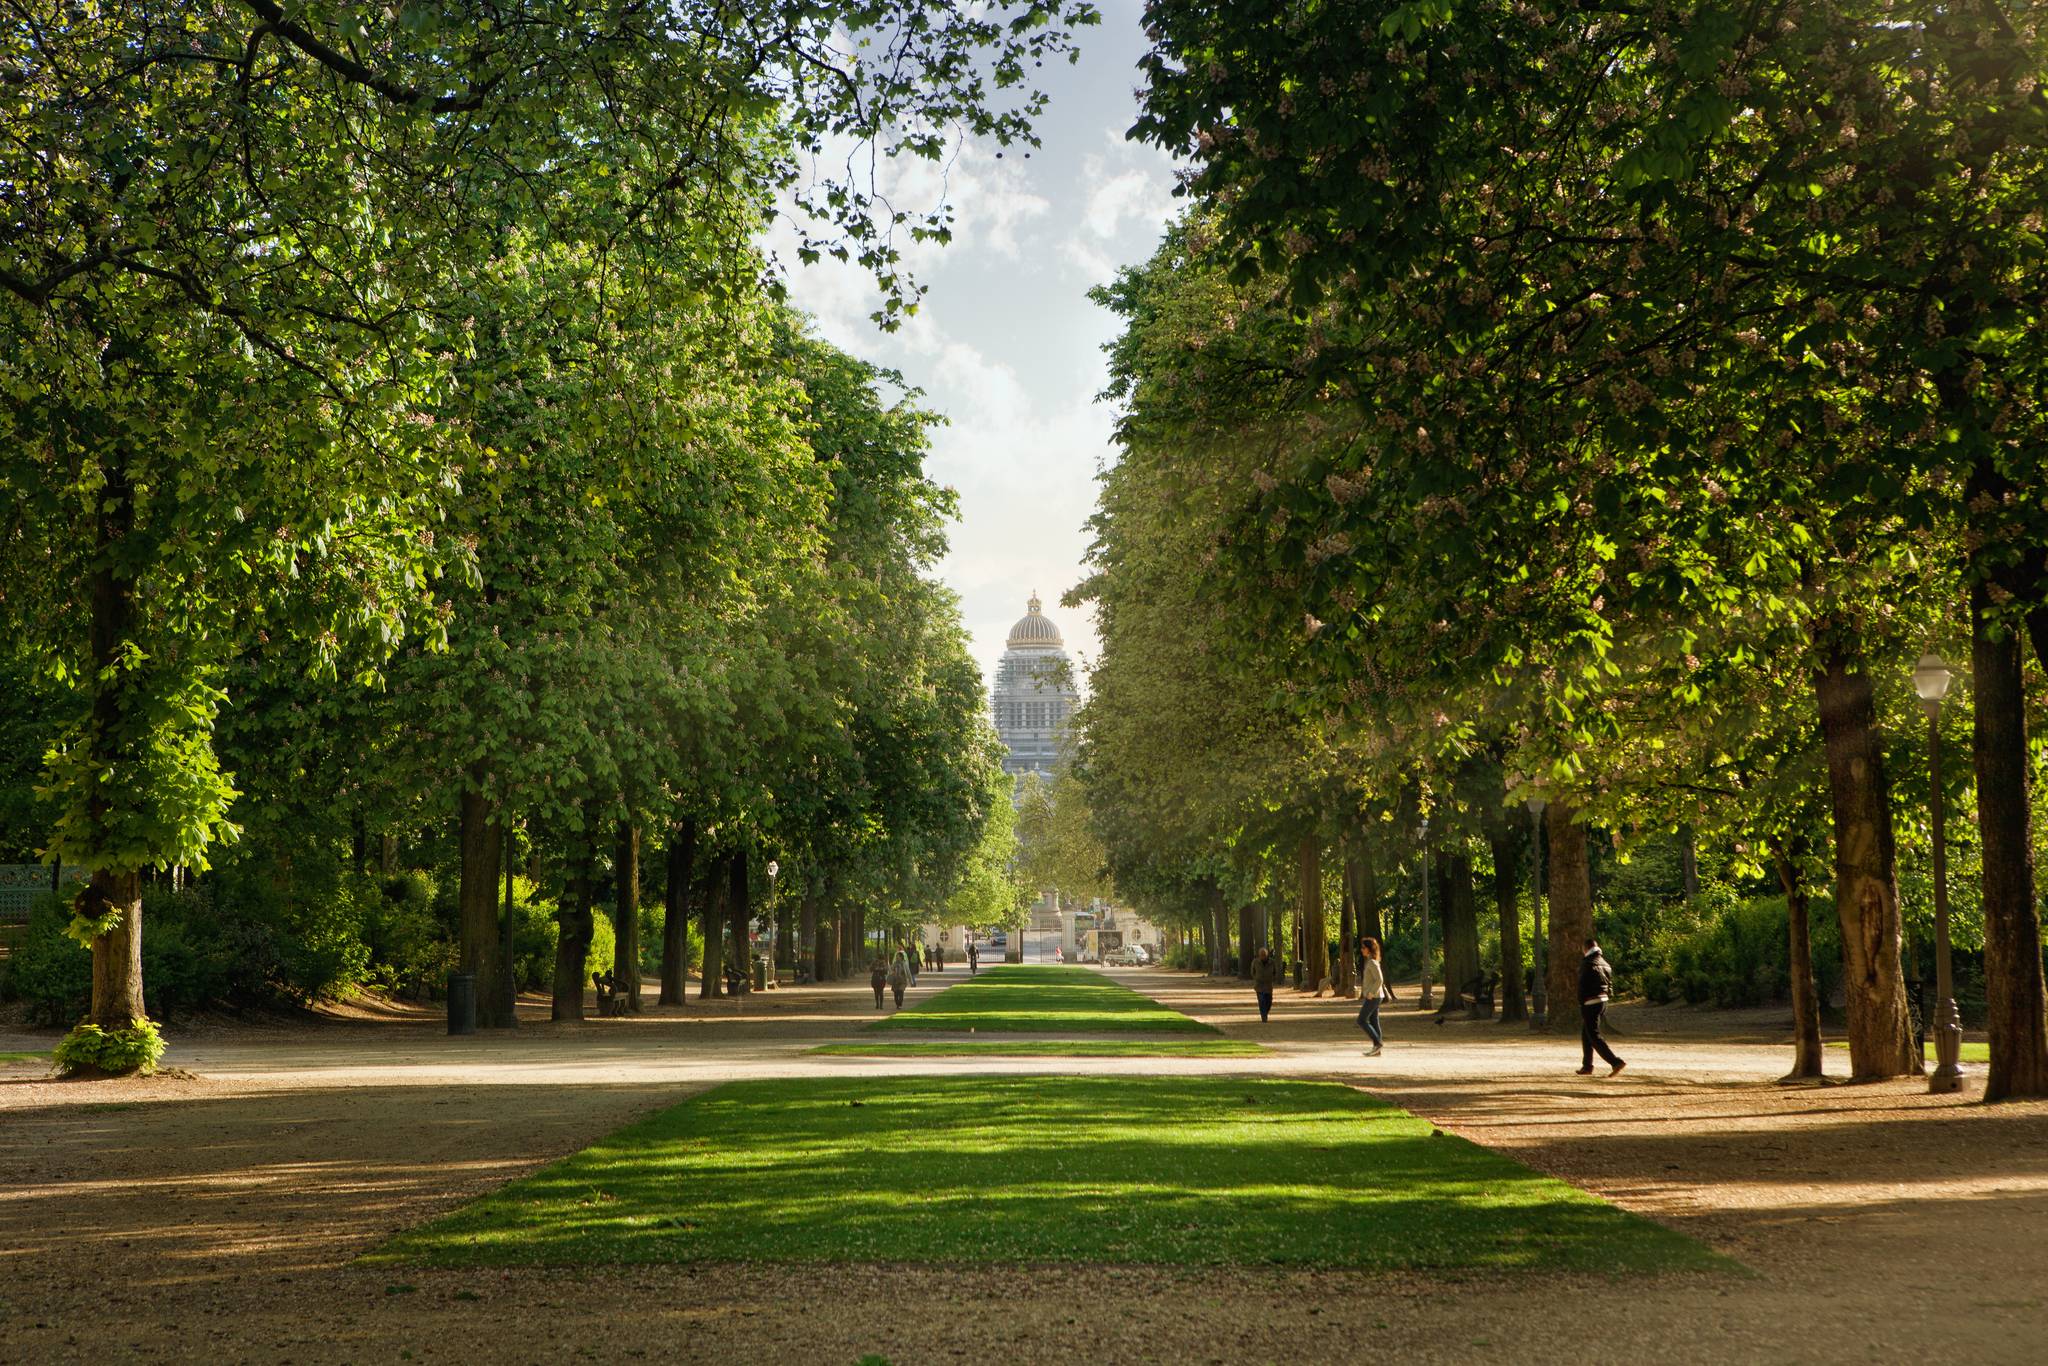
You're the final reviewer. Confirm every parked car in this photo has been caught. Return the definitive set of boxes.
[1128,944,1154,965]
[1104,946,1144,967]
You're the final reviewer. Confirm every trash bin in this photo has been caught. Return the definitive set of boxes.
[447,971,477,1035]
[752,954,769,993]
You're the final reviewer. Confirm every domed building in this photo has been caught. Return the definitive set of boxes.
[992,592,1079,778]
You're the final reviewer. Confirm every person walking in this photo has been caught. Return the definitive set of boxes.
[1251,946,1279,1023]
[1357,938,1389,1056]
[968,941,979,975]
[1577,937,1626,1076]
[887,951,910,1009]
[869,957,887,1011]
[905,945,919,987]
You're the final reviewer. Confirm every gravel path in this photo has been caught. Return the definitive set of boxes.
[3,967,2043,1364]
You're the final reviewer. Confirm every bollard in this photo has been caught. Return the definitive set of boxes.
[447,971,477,1035]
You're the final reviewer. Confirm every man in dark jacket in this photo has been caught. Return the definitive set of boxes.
[1577,938,1626,1076]
[1250,946,1279,1023]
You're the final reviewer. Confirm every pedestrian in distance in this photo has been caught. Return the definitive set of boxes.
[934,943,944,972]
[887,951,910,1009]
[1251,946,1278,1023]
[906,946,920,986]
[969,941,979,975]
[870,957,887,1011]
[1578,937,1626,1076]
[1357,938,1389,1056]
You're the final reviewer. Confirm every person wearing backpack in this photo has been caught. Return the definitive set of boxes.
[1577,937,1626,1076]
[1357,938,1389,1057]
[887,951,910,1009]
[870,957,888,1011]
[1250,946,1279,1023]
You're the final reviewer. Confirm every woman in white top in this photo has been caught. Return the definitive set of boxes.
[1357,939,1389,1056]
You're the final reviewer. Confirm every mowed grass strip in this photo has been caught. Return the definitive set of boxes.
[366,1075,1727,1273]
[812,1039,1267,1058]
[868,964,1212,1034]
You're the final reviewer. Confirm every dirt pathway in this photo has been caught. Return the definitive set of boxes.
[3,967,2043,1364]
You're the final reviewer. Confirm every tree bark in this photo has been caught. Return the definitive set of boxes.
[800,891,819,981]
[728,846,750,989]
[459,781,508,1028]
[78,444,148,1043]
[1771,835,1823,1081]
[1336,853,1356,998]
[1974,579,2048,1098]
[1544,802,1593,1030]
[1358,855,1384,947]
[1237,904,1255,979]
[1435,847,1480,1008]
[815,898,838,982]
[1485,815,1527,1023]
[1299,837,1328,993]
[698,852,728,998]
[379,832,399,876]
[613,821,642,1012]
[1681,826,1700,905]
[659,817,698,1006]
[1812,647,1919,1078]
[553,828,595,1022]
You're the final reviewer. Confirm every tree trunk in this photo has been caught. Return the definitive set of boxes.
[1681,826,1700,905]
[76,445,149,1046]
[379,833,399,875]
[800,891,819,981]
[1211,884,1231,976]
[659,818,698,1005]
[728,847,750,989]
[1544,801,1593,1030]
[1485,816,1527,1023]
[1812,647,1919,1078]
[698,852,728,998]
[459,782,508,1028]
[84,868,146,1034]
[1237,904,1255,979]
[1336,858,1356,998]
[553,828,596,1022]
[1435,847,1479,1008]
[613,821,642,1012]
[816,901,838,982]
[1771,835,1823,1081]
[1299,837,1328,992]
[1358,856,1384,946]
[1974,579,2048,1098]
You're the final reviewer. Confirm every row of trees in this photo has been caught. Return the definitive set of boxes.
[1064,1,2048,1097]
[1,1,1089,1070]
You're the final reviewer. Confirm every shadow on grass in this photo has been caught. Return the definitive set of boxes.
[366,1075,1730,1275]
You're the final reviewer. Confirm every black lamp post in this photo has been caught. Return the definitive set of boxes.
[1913,653,1962,1094]
[1418,815,1435,1010]
[1526,793,1548,1028]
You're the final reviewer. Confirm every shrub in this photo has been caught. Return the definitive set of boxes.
[8,894,89,1025]
[53,1017,166,1076]
[364,871,456,1000]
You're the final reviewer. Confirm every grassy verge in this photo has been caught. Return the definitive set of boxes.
[0,1050,51,1064]
[812,1039,1266,1058]
[366,1075,1727,1274]
[867,964,1213,1035]
[1827,1040,1989,1063]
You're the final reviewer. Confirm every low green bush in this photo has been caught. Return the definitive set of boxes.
[53,1017,166,1076]
[1632,884,1842,1010]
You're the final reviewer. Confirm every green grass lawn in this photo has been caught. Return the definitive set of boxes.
[867,964,1213,1034]
[366,1075,1725,1274]
[0,1051,50,1064]
[1827,1040,1990,1063]
[812,1039,1267,1058]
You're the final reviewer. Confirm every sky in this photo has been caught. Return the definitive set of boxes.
[770,1,1178,694]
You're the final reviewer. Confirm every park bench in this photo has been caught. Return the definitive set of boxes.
[1433,971,1501,1023]
[592,971,629,1017]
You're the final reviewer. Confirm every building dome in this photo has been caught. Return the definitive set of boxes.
[1005,592,1064,650]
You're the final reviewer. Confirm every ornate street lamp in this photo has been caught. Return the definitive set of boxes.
[1913,653,1963,1093]
[1418,815,1435,1010]
[1526,792,1549,1028]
